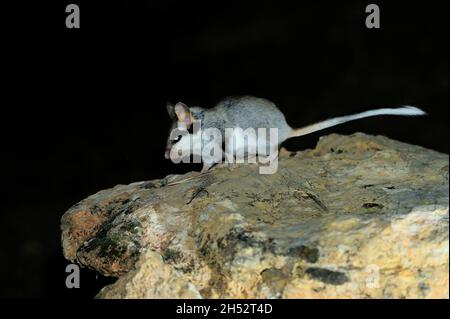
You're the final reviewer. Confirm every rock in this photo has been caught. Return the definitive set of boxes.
[61,133,449,298]
[96,250,202,299]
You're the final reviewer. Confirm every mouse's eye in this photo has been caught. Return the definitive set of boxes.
[171,135,182,144]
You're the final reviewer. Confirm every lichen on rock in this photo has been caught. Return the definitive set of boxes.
[61,133,449,298]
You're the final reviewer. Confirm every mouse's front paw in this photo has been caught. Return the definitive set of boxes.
[227,162,238,171]
[201,163,214,173]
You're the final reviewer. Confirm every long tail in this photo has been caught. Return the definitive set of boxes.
[288,106,426,138]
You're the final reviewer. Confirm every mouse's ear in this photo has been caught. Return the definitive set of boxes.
[174,102,193,126]
[166,102,176,119]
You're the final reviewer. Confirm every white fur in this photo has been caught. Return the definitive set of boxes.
[289,106,426,138]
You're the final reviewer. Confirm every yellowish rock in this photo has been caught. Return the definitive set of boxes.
[61,133,449,298]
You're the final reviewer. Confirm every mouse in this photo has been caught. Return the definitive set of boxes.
[165,96,425,173]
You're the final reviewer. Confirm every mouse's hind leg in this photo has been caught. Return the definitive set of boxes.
[256,143,279,174]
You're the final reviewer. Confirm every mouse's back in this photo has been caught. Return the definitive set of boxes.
[212,96,291,142]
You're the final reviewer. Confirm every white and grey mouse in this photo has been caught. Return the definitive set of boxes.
[165,96,425,173]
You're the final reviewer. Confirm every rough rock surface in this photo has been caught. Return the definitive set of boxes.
[61,133,449,299]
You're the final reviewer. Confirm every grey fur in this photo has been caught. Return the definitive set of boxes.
[167,96,291,146]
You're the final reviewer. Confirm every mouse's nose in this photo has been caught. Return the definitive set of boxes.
[164,150,170,159]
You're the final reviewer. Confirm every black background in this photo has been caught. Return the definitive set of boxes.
[1,1,448,298]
